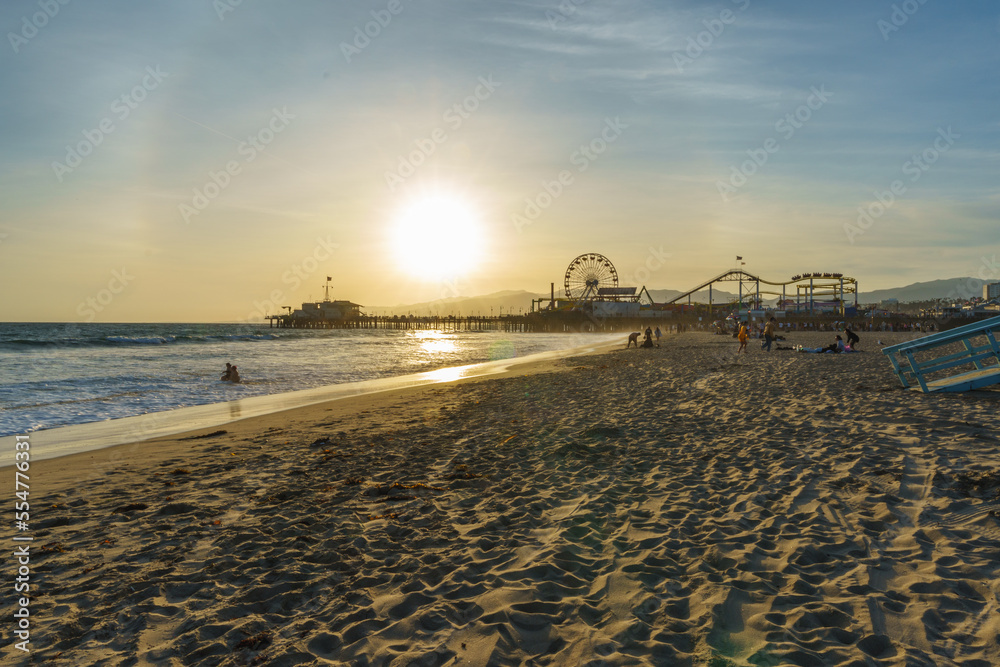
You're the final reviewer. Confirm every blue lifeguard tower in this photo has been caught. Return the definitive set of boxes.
[882,316,1000,392]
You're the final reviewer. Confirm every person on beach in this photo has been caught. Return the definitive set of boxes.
[821,336,846,353]
[221,363,241,382]
[654,327,662,347]
[641,328,654,348]
[844,327,860,350]
[799,335,847,354]
[737,322,749,353]
[762,317,777,352]
[627,332,640,348]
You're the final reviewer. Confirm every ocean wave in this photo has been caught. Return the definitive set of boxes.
[106,335,177,345]
[205,334,279,342]
[0,333,281,349]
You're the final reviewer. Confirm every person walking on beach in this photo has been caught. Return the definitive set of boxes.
[654,327,662,347]
[762,316,777,352]
[737,322,749,354]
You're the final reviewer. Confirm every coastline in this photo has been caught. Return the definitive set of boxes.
[8,331,1000,666]
[0,336,620,468]
[0,323,618,444]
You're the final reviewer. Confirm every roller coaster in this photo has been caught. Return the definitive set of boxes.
[530,255,859,318]
[666,270,859,315]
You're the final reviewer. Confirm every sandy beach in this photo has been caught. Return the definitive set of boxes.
[4,331,1000,666]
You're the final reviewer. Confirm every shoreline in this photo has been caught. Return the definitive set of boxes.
[0,336,620,468]
[10,331,1000,666]
[18,340,615,498]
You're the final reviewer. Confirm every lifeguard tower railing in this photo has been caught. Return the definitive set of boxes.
[882,315,1000,393]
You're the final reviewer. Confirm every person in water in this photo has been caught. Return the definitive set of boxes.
[221,363,241,383]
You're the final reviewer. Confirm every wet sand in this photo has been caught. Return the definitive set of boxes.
[4,331,1000,666]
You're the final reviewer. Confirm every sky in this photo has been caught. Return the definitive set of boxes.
[1,0,998,322]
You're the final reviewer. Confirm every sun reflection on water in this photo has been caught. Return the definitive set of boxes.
[410,330,459,356]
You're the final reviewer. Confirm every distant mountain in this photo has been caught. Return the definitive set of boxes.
[857,278,979,304]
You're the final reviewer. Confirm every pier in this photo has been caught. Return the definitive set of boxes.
[268,262,874,335]
[266,314,534,332]
[264,313,673,333]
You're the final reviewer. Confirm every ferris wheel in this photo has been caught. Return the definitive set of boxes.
[564,253,619,300]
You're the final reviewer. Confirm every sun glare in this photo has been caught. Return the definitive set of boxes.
[390,194,485,280]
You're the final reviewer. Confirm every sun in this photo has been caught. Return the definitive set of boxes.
[389,194,485,280]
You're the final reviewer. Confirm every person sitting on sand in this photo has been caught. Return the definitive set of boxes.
[641,329,654,348]
[627,332,640,348]
[737,322,749,354]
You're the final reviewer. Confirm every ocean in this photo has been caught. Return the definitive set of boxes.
[0,322,614,438]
